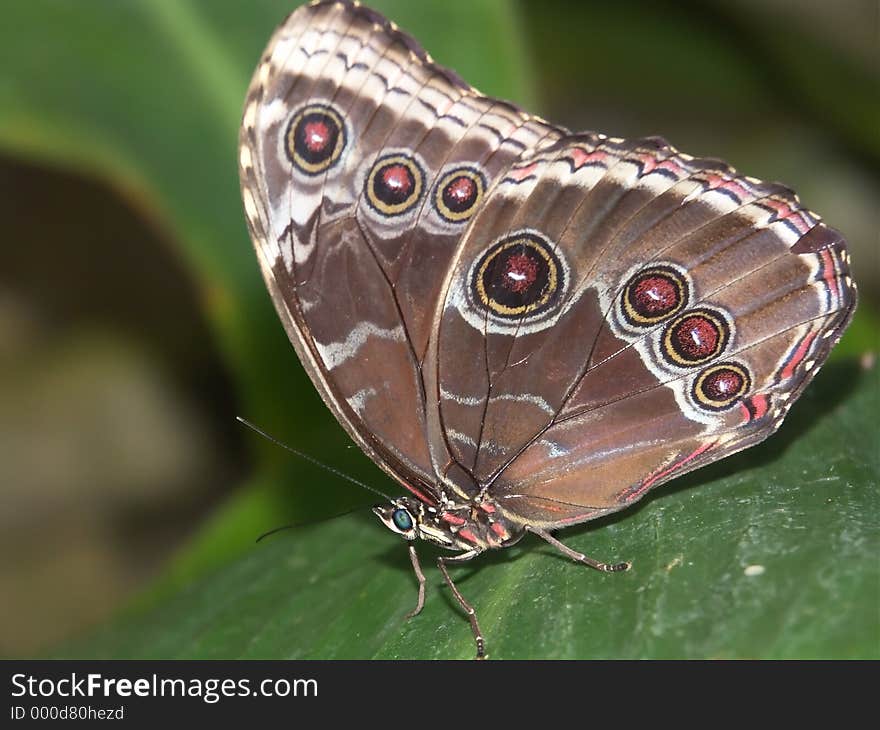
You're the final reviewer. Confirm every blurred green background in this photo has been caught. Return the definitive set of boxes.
[0,0,876,659]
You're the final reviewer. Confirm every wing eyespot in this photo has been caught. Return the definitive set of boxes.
[433,167,486,223]
[365,153,425,216]
[692,362,751,411]
[284,103,347,175]
[622,266,689,327]
[472,232,564,319]
[661,307,731,367]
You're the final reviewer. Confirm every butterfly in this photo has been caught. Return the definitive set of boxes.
[238,0,856,658]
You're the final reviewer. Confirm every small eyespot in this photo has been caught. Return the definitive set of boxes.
[365,153,424,216]
[284,104,346,175]
[434,167,486,222]
[662,307,730,367]
[392,508,414,532]
[622,266,689,327]
[692,362,751,411]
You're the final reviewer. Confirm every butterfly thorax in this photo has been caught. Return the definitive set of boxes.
[373,496,524,552]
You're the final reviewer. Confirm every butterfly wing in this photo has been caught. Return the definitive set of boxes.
[241,1,855,522]
[429,134,856,525]
[238,1,562,502]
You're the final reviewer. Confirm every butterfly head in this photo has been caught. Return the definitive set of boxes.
[373,497,467,548]
[374,495,523,551]
[373,499,420,541]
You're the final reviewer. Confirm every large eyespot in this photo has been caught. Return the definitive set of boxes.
[392,508,414,532]
[472,232,564,319]
[662,307,730,367]
[365,153,424,216]
[693,362,751,410]
[622,265,688,327]
[285,104,346,175]
[434,167,486,223]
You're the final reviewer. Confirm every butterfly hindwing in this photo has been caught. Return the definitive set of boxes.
[431,135,854,525]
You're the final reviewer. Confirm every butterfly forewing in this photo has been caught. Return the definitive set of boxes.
[239,1,563,502]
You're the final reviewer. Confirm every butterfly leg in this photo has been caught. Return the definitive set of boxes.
[437,550,486,660]
[405,544,426,619]
[527,527,631,573]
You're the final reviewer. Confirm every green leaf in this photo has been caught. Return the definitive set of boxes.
[58,360,879,659]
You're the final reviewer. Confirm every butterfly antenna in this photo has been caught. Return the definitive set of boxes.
[235,416,394,501]
[255,503,373,543]
[256,524,296,543]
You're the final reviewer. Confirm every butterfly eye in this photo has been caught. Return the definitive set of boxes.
[392,508,414,532]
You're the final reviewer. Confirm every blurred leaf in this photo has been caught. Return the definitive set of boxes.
[520,0,880,166]
[58,360,878,659]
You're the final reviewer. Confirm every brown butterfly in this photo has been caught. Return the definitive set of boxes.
[238,0,856,658]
